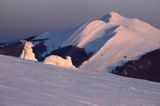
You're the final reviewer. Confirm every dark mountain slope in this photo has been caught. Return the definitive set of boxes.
[0,41,24,57]
[112,49,160,82]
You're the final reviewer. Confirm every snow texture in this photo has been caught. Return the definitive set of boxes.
[0,55,160,106]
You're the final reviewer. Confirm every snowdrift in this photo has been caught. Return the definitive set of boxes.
[43,55,75,69]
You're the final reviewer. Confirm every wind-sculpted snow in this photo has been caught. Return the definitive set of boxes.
[19,40,37,61]
[43,55,76,69]
[0,55,160,106]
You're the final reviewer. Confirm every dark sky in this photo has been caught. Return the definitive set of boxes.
[0,0,160,42]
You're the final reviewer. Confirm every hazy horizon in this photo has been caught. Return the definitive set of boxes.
[0,0,160,42]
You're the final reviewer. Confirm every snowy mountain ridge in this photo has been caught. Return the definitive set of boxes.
[0,12,160,72]
[77,12,160,72]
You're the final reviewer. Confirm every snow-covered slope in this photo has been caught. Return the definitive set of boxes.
[32,26,79,57]
[62,20,114,53]
[0,55,160,106]
[79,12,160,72]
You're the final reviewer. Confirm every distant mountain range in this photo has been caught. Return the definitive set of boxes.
[0,12,160,82]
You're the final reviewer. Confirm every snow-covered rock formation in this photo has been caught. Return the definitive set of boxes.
[43,55,76,69]
[19,40,37,61]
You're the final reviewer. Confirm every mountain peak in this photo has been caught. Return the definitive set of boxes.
[100,12,124,22]
[109,12,121,17]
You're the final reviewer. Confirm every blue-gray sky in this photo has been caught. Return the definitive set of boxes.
[0,0,160,42]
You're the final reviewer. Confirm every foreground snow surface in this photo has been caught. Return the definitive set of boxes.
[0,55,160,106]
